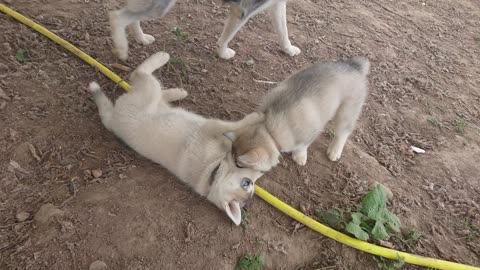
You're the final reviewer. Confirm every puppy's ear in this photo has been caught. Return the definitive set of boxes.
[237,148,268,166]
[225,201,242,226]
[223,131,237,142]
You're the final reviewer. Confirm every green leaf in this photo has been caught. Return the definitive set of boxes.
[15,48,26,64]
[372,220,389,240]
[351,212,364,225]
[315,208,345,230]
[384,211,401,232]
[346,222,369,241]
[361,185,388,220]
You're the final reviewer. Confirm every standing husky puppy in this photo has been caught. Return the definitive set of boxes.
[88,52,264,225]
[225,57,370,172]
[109,0,300,60]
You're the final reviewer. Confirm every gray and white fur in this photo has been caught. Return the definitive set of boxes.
[109,0,300,60]
[225,57,370,172]
[88,52,265,225]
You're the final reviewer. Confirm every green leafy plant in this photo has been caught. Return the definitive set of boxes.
[15,48,27,64]
[236,254,264,270]
[374,255,405,270]
[326,129,335,139]
[345,185,401,241]
[315,208,346,231]
[172,27,188,41]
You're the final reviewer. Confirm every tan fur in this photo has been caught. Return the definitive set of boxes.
[227,58,370,172]
[88,52,265,225]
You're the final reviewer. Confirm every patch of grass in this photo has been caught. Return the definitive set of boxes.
[374,255,405,270]
[327,129,335,139]
[172,26,188,41]
[427,117,441,127]
[170,57,190,67]
[241,207,249,227]
[453,118,467,133]
[236,254,264,270]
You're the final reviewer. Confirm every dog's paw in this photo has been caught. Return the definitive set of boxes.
[292,151,307,166]
[326,144,343,161]
[283,45,301,57]
[176,88,188,100]
[112,47,128,61]
[135,34,155,46]
[218,47,236,60]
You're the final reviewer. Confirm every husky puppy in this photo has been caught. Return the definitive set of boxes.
[225,57,370,172]
[88,52,264,225]
[109,0,300,60]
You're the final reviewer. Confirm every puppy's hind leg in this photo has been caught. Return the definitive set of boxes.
[270,0,300,57]
[109,8,139,60]
[88,82,114,131]
[162,88,188,102]
[327,99,364,161]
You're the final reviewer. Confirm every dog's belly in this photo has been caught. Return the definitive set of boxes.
[114,109,205,173]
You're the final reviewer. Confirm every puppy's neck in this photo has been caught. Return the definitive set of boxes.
[262,123,282,153]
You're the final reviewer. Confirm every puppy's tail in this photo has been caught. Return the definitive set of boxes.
[349,56,370,76]
[88,82,114,131]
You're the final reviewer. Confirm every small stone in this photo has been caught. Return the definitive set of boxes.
[16,211,30,222]
[245,59,254,66]
[89,260,107,270]
[92,169,102,178]
[201,69,207,73]
[34,203,64,224]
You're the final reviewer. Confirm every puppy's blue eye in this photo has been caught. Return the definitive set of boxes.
[241,178,252,191]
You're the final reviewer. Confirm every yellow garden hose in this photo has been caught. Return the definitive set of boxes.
[1,4,478,270]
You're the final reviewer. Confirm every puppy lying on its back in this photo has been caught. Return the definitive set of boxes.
[225,57,370,172]
[88,52,264,225]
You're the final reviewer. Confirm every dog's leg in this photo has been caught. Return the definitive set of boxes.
[292,145,308,166]
[162,88,188,102]
[88,82,115,131]
[109,8,139,60]
[327,100,363,161]
[270,0,300,57]
[217,6,250,60]
[130,21,156,46]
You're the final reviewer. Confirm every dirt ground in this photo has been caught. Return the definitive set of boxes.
[0,0,479,269]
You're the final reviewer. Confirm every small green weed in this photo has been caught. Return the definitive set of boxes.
[374,255,405,270]
[170,57,190,67]
[172,27,188,41]
[427,118,441,127]
[315,208,346,230]
[241,207,249,227]
[236,254,264,270]
[327,129,335,139]
[15,48,27,64]
[453,118,467,133]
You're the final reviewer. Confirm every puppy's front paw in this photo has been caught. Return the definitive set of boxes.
[283,45,301,57]
[135,34,155,45]
[113,47,128,61]
[218,47,236,60]
[327,144,343,161]
[292,150,307,166]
